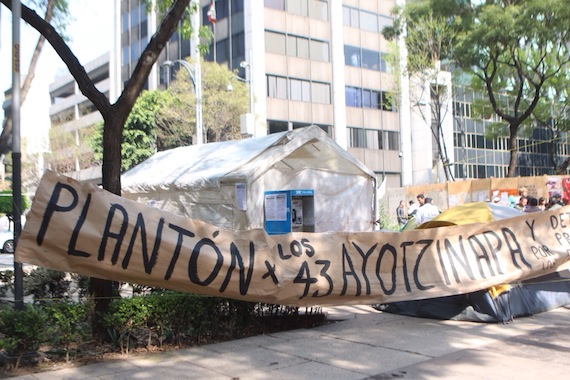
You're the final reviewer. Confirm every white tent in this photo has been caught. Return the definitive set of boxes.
[121,126,377,232]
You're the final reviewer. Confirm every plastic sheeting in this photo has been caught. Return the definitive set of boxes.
[121,126,377,232]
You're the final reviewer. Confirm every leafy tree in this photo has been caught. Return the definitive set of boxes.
[157,59,248,148]
[1,0,204,339]
[529,72,570,174]
[451,0,570,177]
[384,3,457,181]
[90,90,171,172]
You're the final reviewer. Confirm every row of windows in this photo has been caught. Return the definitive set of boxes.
[342,5,393,33]
[205,32,246,65]
[265,0,329,21]
[265,31,330,62]
[344,45,389,72]
[345,87,395,111]
[455,133,510,151]
[348,127,400,151]
[267,75,331,104]
[121,3,147,33]
[455,130,568,157]
[454,164,508,179]
[454,100,501,122]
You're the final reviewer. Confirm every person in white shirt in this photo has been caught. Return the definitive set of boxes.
[415,196,440,224]
[407,200,419,218]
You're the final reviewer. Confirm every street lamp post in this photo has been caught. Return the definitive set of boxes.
[227,60,254,136]
[163,60,204,145]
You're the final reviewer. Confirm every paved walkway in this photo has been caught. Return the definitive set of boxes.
[12,305,570,379]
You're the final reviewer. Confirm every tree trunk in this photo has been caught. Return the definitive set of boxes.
[4,0,193,341]
[507,125,518,177]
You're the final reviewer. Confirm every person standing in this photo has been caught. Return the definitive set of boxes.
[396,200,407,228]
[415,197,440,224]
[407,200,419,218]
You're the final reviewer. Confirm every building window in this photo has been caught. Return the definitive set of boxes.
[267,75,288,99]
[266,31,329,62]
[264,31,286,55]
[344,45,388,72]
[345,45,361,67]
[265,0,285,10]
[348,128,400,150]
[342,5,393,31]
[360,10,378,32]
[312,81,331,104]
[267,75,330,104]
[345,86,395,111]
[309,0,328,21]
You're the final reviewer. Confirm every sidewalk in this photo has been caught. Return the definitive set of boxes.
[12,304,570,379]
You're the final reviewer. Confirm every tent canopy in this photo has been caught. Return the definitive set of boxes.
[122,126,375,192]
[122,126,377,232]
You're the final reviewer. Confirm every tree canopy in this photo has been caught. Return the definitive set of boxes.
[386,0,570,177]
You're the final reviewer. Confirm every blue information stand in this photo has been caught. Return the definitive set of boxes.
[264,189,314,235]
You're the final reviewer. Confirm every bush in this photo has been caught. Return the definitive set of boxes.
[0,305,48,368]
[45,301,90,363]
[0,190,30,215]
[102,296,151,354]
[24,268,71,304]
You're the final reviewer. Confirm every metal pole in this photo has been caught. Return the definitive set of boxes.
[12,0,24,311]
[191,0,203,144]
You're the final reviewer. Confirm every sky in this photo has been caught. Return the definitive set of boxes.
[0,0,113,150]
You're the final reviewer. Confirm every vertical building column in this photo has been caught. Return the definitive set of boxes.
[397,0,413,186]
[330,1,347,149]
[244,1,267,137]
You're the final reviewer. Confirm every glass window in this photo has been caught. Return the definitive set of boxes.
[345,86,362,107]
[297,37,309,58]
[122,46,129,65]
[371,91,380,109]
[216,38,229,63]
[342,5,351,26]
[367,129,379,149]
[267,75,288,99]
[309,0,328,21]
[380,53,389,72]
[265,0,285,10]
[287,0,308,17]
[266,31,287,55]
[349,127,367,148]
[362,89,371,108]
[232,0,244,13]
[344,45,360,67]
[130,41,139,62]
[378,15,393,31]
[122,13,129,33]
[381,92,395,111]
[290,79,303,101]
[310,40,329,62]
[269,120,289,133]
[387,131,399,150]
[360,10,378,32]
[131,7,139,26]
[350,8,359,27]
[361,48,380,70]
[232,32,245,59]
[312,82,330,104]
[140,2,147,21]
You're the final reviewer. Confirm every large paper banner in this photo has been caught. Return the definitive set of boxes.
[16,171,570,306]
